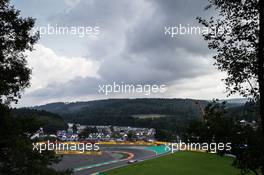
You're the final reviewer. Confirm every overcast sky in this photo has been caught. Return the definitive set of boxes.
[11,0,241,107]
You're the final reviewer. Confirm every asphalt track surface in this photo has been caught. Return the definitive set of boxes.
[53,145,157,175]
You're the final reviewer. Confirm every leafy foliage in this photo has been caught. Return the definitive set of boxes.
[11,108,68,134]
[184,100,235,148]
[0,0,39,104]
[0,1,70,174]
[197,0,259,98]
[198,1,264,173]
[79,127,98,138]
[0,105,72,175]
[185,100,264,174]
[232,127,264,175]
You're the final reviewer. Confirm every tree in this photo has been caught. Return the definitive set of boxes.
[185,100,235,154]
[198,1,264,173]
[155,128,173,142]
[192,100,264,174]
[0,0,38,104]
[0,105,71,175]
[232,125,264,175]
[72,124,78,134]
[0,0,70,174]
[127,131,136,141]
[198,0,264,132]
[258,0,264,136]
[204,100,235,152]
[79,127,98,139]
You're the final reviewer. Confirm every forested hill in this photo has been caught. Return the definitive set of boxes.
[30,98,246,125]
[19,98,253,138]
[11,108,67,134]
[33,98,206,116]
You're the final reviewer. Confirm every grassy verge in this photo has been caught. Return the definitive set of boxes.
[105,151,241,175]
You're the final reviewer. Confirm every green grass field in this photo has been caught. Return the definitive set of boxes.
[105,151,241,175]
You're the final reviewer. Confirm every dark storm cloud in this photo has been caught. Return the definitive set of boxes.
[126,0,214,56]
[26,0,218,99]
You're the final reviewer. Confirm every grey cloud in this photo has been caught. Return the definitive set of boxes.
[21,0,219,101]
[28,77,102,98]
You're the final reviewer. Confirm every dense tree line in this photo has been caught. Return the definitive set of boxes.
[35,98,207,117]
[11,108,67,134]
[198,0,264,174]
[0,0,70,174]
[184,100,263,175]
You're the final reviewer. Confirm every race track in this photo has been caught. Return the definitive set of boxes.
[53,145,160,175]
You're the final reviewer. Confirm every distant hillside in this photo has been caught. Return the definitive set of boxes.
[226,101,259,121]
[33,101,90,114]
[32,98,247,124]
[28,98,254,140]
[219,98,248,107]
[11,108,67,134]
[33,98,208,119]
